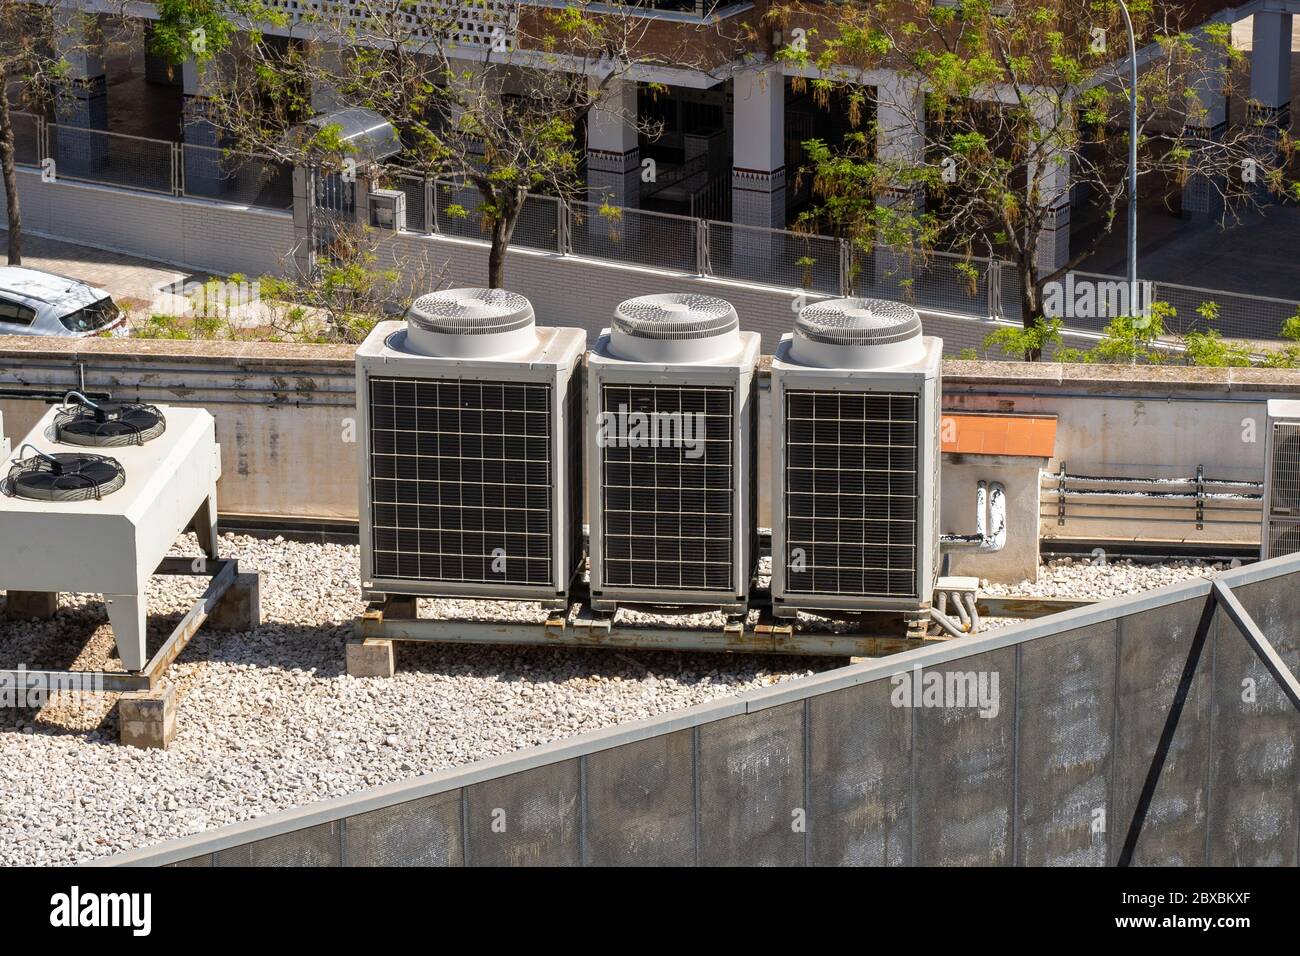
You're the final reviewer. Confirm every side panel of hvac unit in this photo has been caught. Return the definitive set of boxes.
[356,310,585,608]
[1262,400,1300,559]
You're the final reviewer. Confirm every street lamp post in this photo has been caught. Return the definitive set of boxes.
[1117,0,1139,319]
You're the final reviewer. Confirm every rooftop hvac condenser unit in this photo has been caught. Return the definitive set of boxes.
[0,395,220,671]
[587,293,760,612]
[770,298,942,623]
[1262,399,1300,560]
[355,289,585,608]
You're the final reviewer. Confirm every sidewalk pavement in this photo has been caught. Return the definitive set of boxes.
[0,230,214,309]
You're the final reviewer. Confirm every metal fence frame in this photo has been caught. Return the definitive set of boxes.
[9,112,292,210]
[95,550,1300,867]
[9,112,1298,339]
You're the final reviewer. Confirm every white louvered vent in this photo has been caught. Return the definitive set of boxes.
[1263,401,1300,559]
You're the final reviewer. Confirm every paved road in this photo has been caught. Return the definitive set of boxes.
[0,230,213,311]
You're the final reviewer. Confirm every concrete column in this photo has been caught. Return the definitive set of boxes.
[53,11,108,177]
[1181,31,1229,220]
[1030,103,1071,275]
[586,79,640,207]
[730,66,785,228]
[1248,12,1294,202]
[182,55,223,197]
[875,73,925,214]
[872,73,925,293]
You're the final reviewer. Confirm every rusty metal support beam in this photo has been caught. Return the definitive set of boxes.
[0,557,241,699]
[0,669,151,695]
[976,596,1097,618]
[356,603,950,657]
[141,559,238,685]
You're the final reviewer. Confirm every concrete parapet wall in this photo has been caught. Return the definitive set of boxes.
[1,339,1297,557]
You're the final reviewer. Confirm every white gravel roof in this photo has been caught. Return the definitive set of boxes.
[0,534,823,865]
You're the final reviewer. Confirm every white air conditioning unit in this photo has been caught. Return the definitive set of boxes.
[355,288,585,608]
[0,396,220,671]
[770,298,942,621]
[586,293,760,613]
[1261,399,1300,560]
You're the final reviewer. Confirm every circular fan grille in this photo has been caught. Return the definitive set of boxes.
[54,400,166,447]
[795,298,922,346]
[4,453,126,501]
[613,294,739,341]
[407,288,535,336]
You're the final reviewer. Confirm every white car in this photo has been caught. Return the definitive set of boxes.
[0,266,123,337]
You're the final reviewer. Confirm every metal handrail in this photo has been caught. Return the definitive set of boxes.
[13,123,1300,329]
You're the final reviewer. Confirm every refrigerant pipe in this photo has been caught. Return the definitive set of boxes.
[940,480,1007,553]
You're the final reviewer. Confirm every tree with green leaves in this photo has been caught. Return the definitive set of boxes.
[769,0,1298,359]
[0,3,136,264]
[152,0,691,287]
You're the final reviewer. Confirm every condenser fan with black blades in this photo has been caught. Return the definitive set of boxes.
[2,447,126,502]
[53,391,166,447]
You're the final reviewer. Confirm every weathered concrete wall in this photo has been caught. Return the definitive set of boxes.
[942,455,1044,583]
[2,170,297,279]
[944,362,1298,547]
[0,338,357,521]
[3,340,1296,566]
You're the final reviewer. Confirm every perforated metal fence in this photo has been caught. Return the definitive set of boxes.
[709,221,840,295]
[1155,280,1298,340]
[13,126,1299,342]
[428,180,561,253]
[513,193,562,253]
[570,201,697,273]
[390,175,428,234]
[852,247,994,318]
[10,112,41,167]
[98,552,1300,867]
[181,145,292,209]
[46,124,173,194]
[432,179,485,242]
